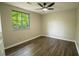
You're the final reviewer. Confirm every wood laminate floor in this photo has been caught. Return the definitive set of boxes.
[5,36,78,56]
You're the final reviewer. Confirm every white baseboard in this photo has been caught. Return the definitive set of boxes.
[43,35,76,42]
[5,35,41,49]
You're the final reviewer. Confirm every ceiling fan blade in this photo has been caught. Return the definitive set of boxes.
[48,8,54,10]
[38,3,43,7]
[44,3,46,6]
[27,2,32,4]
[47,2,55,7]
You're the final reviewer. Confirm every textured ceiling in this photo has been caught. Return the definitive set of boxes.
[5,2,79,14]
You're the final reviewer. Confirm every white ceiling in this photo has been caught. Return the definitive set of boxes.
[5,2,79,14]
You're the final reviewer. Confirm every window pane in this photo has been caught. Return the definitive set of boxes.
[11,10,30,30]
[12,11,18,29]
[21,13,29,29]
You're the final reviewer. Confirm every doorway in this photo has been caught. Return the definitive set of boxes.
[0,13,5,56]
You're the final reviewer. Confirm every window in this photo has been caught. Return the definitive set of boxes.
[11,10,30,30]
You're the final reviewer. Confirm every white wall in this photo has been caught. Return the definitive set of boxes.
[0,3,42,49]
[42,9,77,41]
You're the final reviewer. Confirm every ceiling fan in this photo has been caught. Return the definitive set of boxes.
[36,2,55,11]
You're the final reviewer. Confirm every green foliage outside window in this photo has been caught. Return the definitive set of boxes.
[11,10,30,30]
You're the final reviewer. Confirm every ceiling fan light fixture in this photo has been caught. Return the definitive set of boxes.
[37,2,55,12]
[42,8,48,11]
